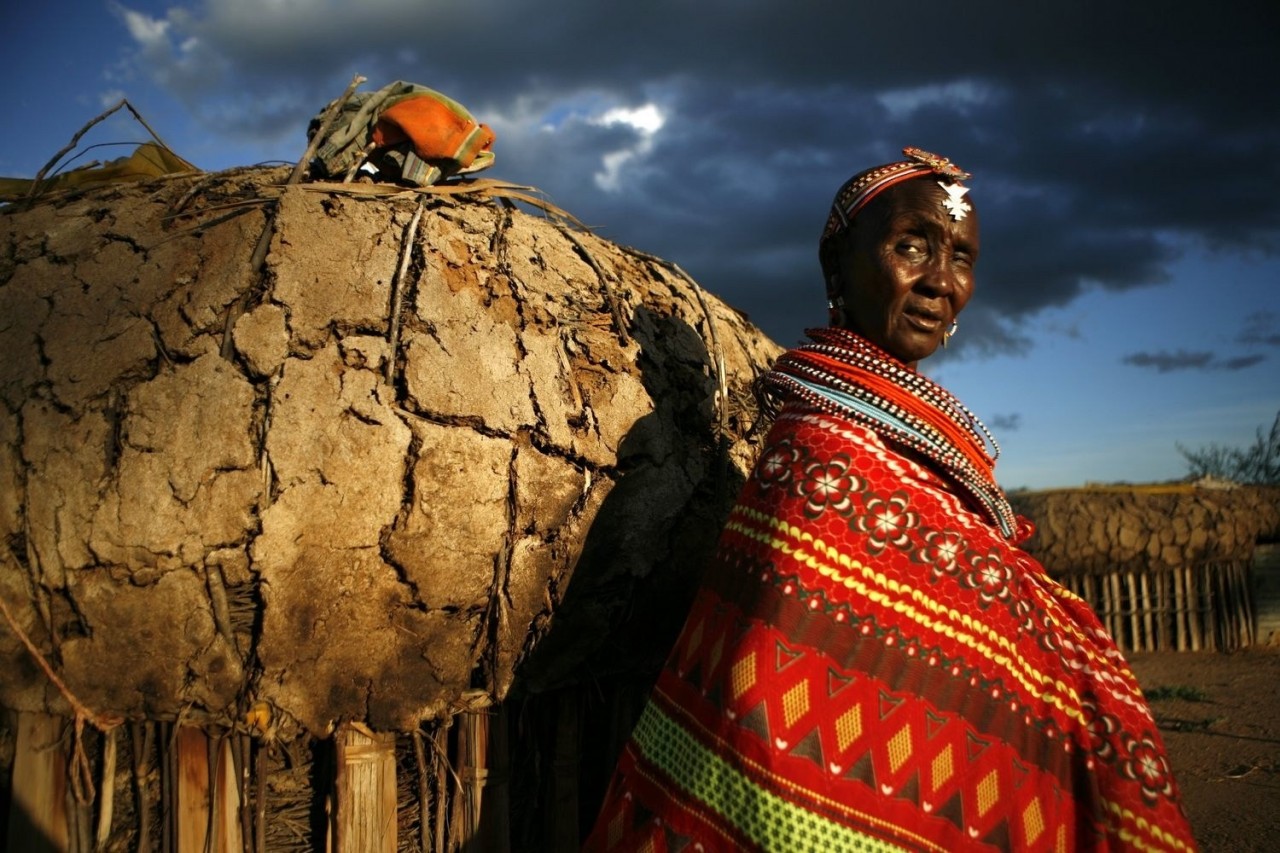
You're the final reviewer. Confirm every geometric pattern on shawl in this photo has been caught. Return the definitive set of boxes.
[585,406,1197,852]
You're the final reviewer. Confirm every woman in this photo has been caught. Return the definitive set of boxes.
[584,149,1197,852]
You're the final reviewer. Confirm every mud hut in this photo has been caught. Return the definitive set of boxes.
[1011,484,1280,652]
[0,148,784,849]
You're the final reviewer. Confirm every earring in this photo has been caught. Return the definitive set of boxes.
[827,295,846,328]
[942,318,958,347]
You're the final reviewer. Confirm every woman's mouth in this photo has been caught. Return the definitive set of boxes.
[904,308,944,332]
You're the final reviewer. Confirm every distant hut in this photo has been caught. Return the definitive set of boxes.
[0,160,782,851]
[1011,484,1280,652]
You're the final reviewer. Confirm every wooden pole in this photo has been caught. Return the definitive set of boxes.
[212,736,244,852]
[1187,566,1203,652]
[1108,572,1124,648]
[1239,560,1256,647]
[455,712,485,851]
[5,713,69,853]
[175,726,211,853]
[334,724,397,853]
[94,727,117,849]
[131,723,154,853]
[434,718,452,853]
[1126,572,1140,651]
[1161,571,1174,650]
[1146,571,1157,650]
[1173,568,1187,651]
[457,707,509,853]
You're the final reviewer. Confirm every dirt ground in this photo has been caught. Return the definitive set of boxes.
[1127,646,1280,852]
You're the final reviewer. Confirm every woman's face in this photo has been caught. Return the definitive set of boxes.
[830,179,980,367]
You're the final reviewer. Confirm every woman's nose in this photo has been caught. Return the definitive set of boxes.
[916,256,955,295]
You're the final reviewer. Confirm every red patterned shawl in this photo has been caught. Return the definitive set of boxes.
[585,331,1196,852]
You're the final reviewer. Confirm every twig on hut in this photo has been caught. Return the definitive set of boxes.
[23,99,184,208]
[297,178,591,229]
[289,74,366,186]
[386,202,426,386]
[204,562,240,659]
[254,741,267,853]
[412,730,431,853]
[431,717,453,853]
[220,75,367,361]
[131,722,154,853]
[558,226,631,345]
[342,141,379,183]
[230,733,254,853]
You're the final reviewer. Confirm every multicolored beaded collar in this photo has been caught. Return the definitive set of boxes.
[759,327,1017,539]
[821,147,972,245]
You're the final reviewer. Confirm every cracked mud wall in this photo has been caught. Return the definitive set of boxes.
[0,168,783,735]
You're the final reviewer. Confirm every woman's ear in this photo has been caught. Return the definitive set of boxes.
[819,243,840,294]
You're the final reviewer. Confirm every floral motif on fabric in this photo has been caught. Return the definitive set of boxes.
[914,528,968,579]
[1082,700,1121,762]
[854,489,919,555]
[795,453,863,519]
[1120,734,1177,803]
[757,438,807,490]
[961,547,1015,609]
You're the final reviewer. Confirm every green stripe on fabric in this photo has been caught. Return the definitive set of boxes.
[632,703,908,853]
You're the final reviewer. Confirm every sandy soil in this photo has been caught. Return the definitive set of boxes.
[1127,647,1280,852]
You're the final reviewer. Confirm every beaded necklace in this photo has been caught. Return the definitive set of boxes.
[760,328,1017,538]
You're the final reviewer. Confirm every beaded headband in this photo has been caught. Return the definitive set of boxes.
[820,147,972,244]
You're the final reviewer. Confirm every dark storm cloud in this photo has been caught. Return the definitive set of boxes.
[1239,311,1280,347]
[1122,350,1267,373]
[113,0,1280,347]
[989,413,1022,432]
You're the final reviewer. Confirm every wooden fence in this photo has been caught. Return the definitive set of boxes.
[1058,559,1256,652]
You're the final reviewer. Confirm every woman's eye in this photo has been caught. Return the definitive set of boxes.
[897,241,925,256]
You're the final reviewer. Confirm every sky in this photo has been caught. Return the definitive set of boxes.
[2,0,1277,490]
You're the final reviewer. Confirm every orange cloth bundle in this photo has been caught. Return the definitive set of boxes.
[372,96,495,173]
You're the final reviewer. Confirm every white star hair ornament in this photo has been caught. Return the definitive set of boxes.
[939,182,971,221]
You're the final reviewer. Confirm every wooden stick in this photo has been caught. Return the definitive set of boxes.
[386,202,426,386]
[1108,572,1123,647]
[26,100,129,203]
[1173,568,1187,651]
[456,712,485,850]
[132,722,153,853]
[559,226,631,346]
[413,731,431,853]
[231,734,254,853]
[254,740,267,853]
[433,719,451,853]
[289,75,367,186]
[1242,559,1255,647]
[95,727,118,849]
[1126,572,1140,651]
[1187,566,1202,651]
[1146,571,1157,650]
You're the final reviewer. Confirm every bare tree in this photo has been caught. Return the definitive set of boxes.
[1179,410,1280,484]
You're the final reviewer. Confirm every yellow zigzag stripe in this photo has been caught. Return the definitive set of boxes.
[728,508,1183,852]
[724,507,1086,727]
[1103,799,1195,853]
